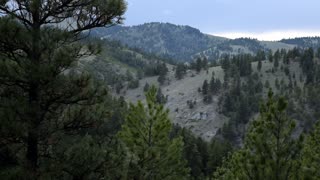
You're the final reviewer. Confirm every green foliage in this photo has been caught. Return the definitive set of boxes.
[157,63,169,85]
[92,22,225,61]
[128,79,140,89]
[258,58,262,71]
[280,37,320,49]
[202,80,209,95]
[118,86,189,179]
[175,63,187,80]
[268,50,274,62]
[302,122,320,179]
[210,75,222,95]
[178,128,209,179]
[255,49,266,62]
[274,55,279,69]
[301,48,315,84]
[264,80,270,88]
[222,53,252,77]
[156,87,167,104]
[143,82,150,92]
[196,58,203,73]
[207,138,233,174]
[214,91,303,180]
[0,0,127,178]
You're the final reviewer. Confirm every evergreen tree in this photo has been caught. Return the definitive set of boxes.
[144,82,150,92]
[274,55,279,69]
[221,55,231,71]
[214,91,303,180]
[0,0,126,178]
[175,63,186,80]
[202,57,209,70]
[316,47,320,59]
[257,58,262,71]
[207,139,233,174]
[196,58,202,73]
[204,94,213,104]
[128,79,140,89]
[202,80,209,95]
[264,80,270,89]
[158,73,166,85]
[126,70,134,81]
[255,50,266,62]
[302,122,320,179]
[157,63,168,85]
[275,78,280,90]
[118,86,189,179]
[268,50,273,62]
[301,48,315,84]
[156,87,166,104]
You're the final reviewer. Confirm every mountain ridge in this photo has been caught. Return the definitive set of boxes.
[91,22,320,62]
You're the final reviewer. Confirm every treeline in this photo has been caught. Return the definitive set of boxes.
[175,57,210,80]
[217,46,320,144]
[214,91,320,179]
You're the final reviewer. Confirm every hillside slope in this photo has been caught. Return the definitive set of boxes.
[93,22,226,61]
[91,22,304,61]
[122,59,306,141]
[82,39,172,89]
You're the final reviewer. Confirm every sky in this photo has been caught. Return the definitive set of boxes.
[124,0,320,41]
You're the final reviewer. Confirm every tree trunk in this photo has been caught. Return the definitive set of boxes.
[26,1,41,177]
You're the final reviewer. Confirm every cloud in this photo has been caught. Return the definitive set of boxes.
[209,30,320,41]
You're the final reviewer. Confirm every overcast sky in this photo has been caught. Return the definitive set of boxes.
[124,0,320,41]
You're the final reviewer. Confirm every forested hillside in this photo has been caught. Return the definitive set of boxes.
[82,39,173,92]
[92,22,226,61]
[92,23,320,62]
[1,0,320,179]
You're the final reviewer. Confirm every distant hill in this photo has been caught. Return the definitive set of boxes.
[92,22,226,61]
[280,37,320,49]
[91,22,320,62]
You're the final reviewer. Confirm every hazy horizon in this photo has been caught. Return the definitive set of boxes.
[124,0,320,41]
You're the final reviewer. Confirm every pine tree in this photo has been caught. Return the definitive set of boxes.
[274,55,279,69]
[214,90,303,180]
[0,0,126,178]
[268,50,273,62]
[210,76,216,94]
[156,87,167,104]
[158,73,166,85]
[175,63,186,80]
[207,138,233,174]
[144,82,150,92]
[202,57,209,70]
[202,80,209,95]
[264,80,270,89]
[301,48,315,84]
[302,122,320,179]
[118,86,189,179]
[196,58,202,73]
[275,78,280,90]
[257,58,262,71]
